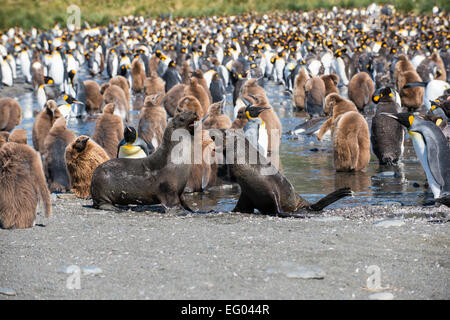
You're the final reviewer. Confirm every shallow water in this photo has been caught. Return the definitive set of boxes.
[12,70,432,211]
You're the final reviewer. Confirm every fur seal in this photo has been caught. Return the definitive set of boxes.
[90,111,199,212]
[214,128,352,216]
[65,135,110,198]
[0,142,51,229]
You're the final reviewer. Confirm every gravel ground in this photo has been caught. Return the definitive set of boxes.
[0,195,449,300]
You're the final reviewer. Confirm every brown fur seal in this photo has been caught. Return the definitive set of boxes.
[203,100,232,130]
[32,100,63,153]
[65,135,110,198]
[333,111,371,172]
[0,142,51,229]
[0,98,22,132]
[90,111,199,212]
[92,103,124,159]
[292,68,309,111]
[348,72,375,111]
[138,94,167,150]
[8,128,27,144]
[84,80,103,113]
[213,128,352,216]
[42,117,76,193]
[100,83,129,122]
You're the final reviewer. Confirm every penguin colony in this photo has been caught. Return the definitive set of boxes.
[0,3,450,228]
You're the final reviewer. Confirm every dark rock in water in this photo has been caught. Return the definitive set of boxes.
[412,183,420,188]
[310,148,319,152]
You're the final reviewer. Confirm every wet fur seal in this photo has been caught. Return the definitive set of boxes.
[65,135,110,198]
[90,111,199,212]
[0,142,51,229]
[214,128,352,216]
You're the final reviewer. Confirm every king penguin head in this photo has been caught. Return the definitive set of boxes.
[124,126,138,144]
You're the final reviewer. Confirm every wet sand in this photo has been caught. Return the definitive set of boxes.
[0,196,449,300]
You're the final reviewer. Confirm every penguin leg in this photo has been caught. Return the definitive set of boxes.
[232,193,255,213]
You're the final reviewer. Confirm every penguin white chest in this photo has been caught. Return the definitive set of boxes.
[409,131,441,198]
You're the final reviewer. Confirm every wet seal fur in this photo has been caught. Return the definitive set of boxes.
[214,129,352,216]
[90,111,199,212]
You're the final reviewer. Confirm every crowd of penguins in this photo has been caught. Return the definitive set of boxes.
[0,3,450,229]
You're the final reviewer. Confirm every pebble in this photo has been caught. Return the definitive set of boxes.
[374,219,405,228]
[369,292,394,300]
[0,287,16,296]
[374,171,398,179]
[82,266,103,275]
[313,216,344,222]
[373,201,403,207]
[267,262,325,279]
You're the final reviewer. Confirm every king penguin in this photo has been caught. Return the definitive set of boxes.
[117,126,151,159]
[243,102,270,158]
[382,112,450,206]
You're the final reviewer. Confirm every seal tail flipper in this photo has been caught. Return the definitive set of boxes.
[308,187,353,211]
[436,194,450,208]
[403,82,427,89]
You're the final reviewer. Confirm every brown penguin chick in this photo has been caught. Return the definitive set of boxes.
[92,103,124,159]
[184,77,210,116]
[0,98,22,132]
[333,111,371,172]
[149,53,160,76]
[203,100,232,130]
[32,100,63,153]
[83,80,103,114]
[394,54,416,83]
[131,57,146,93]
[109,75,130,107]
[180,61,193,84]
[177,95,204,119]
[138,94,167,150]
[231,107,248,129]
[31,52,44,90]
[320,74,340,97]
[8,128,27,144]
[163,83,186,117]
[184,130,217,193]
[397,71,425,111]
[292,68,309,110]
[65,135,110,199]
[347,72,375,111]
[430,52,447,81]
[144,70,165,97]
[240,79,268,104]
[192,69,212,104]
[42,117,76,193]
[317,93,358,140]
[100,83,129,122]
[0,131,9,147]
[304,76,326,117]
[0,142,51,229]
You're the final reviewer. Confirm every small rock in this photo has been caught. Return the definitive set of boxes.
[267,262,325,279]
[309,148,319,152]
[0,287,16,296]
[374,219,405,228]
[373,201,403,207]
[369,292,394,300]
[313,216,344,222]
[412,183,420,188]
[82,266,103,275]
